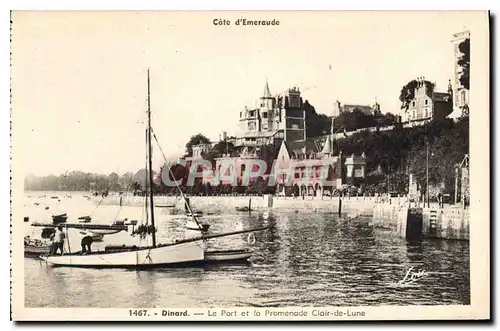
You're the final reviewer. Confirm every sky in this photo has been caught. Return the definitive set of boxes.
[11,11,481,176]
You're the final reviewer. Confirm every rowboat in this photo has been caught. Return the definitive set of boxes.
[52,213,68,224]
[155,203,175,208]
[24,236,50,257]
[235,206,251,212]
[185,211,203,218]
[205,249,252,263]
[78,215,92,223]
[235,198,252,212]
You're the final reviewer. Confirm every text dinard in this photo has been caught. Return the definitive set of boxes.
[213,19,280,26]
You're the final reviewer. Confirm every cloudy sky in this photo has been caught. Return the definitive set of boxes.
[11,11,483,176]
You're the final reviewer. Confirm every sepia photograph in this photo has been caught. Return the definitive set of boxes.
[10,10,489,320]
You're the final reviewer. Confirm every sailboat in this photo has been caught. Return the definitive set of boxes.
[39,69,266,268]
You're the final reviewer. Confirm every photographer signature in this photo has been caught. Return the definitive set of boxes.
[398,266,429,285]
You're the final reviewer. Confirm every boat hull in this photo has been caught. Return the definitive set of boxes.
[205,249,252,263]
[25,245,50,257]
[40,240,206,268]
[155,204,175,208]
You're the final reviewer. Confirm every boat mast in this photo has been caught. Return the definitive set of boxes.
[147,68,157,247]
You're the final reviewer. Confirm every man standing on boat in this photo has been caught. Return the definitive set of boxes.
[49,226,65,255]
[80,234,93,255]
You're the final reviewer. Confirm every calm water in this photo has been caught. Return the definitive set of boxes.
[24,192,470,308]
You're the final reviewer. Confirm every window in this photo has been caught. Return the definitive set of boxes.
[425,108,428,118]
[262,112,268,119]
[249,110,255,117]
[425,99,428,105]
[412,101,415,107]
[412,110,415,119]
[461,91,466,103]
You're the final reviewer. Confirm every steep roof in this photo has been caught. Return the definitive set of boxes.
[263,81,272,98]
[320,136,333,154]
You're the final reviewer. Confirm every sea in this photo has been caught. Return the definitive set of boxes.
[22,191,470,308]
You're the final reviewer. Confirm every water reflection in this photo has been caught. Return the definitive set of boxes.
[24,195,469,308]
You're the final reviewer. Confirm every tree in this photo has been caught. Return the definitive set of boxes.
[457,38,470,90]
[130,182,142,194]
[212,140,237,156]
[304,100,331,137]
[185,134,211,157]
[399,79,435,110]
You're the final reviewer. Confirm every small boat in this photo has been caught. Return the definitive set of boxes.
[33,202,40,206]
[24,236,50,257]
[52,213,68,224]
[78,216,92,223]
[155,203,175,208]
[205,249,252,263]
[235,206,251,212]
[185,211,203,218]
[50,196,59,199]
[235,198,252,213]
[186,219,210,232]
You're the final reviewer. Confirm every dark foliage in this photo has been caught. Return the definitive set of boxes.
[399,79,435,110]
[458,38,470,90]
[185,133,211,157]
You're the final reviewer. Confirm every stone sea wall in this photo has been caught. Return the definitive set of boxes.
[422,207,470,240]
[100,194,408,215]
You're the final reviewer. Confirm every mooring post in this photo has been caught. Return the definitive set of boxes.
[338,195,342,216]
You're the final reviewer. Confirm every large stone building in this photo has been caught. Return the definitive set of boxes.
[236,82,306,147]
[452,30,470,115]
[401,77,453,124]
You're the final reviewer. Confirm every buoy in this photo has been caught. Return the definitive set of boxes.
[247,233,256,245]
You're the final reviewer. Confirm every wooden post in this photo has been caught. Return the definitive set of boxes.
[338,195,342,216]
[248,198,252,212]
